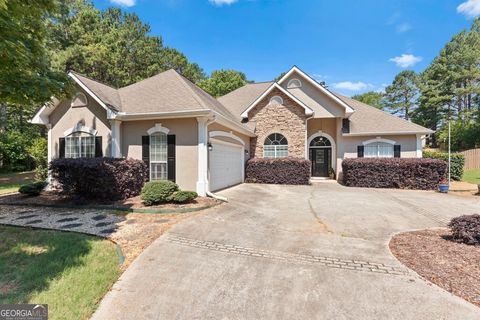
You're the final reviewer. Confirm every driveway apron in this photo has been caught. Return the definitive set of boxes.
[92,183,480,320]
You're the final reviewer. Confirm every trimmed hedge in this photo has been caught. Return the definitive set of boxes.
[423,151,464,181]
[19,181,48,196]
[342,158,447,190]
[141,181,179,206]
[448,214,480,245]
[245,157,311,185]
[50,158,147,200]
[171,191,198,203]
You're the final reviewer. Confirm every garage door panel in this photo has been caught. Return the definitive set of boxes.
[209,142,243,191]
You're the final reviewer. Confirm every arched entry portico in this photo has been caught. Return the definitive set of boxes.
[307,132,336,178]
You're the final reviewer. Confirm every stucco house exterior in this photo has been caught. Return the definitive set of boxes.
[32,66,433,196]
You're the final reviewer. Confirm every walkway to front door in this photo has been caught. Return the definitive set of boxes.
[309,135,332,177]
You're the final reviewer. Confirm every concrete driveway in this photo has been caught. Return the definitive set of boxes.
[93,183,480,319]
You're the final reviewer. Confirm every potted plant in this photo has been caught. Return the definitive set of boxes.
[328,168,335,179]
[438,178,449,193]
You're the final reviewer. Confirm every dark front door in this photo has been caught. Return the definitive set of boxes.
[310,148,330,177]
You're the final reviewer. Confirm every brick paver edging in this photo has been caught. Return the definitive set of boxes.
[167,234,409,276]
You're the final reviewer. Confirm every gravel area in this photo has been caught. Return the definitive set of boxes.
[390,228,480,307]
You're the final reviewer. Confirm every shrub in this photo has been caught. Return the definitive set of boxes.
[171,191,198,203]
[19,181,47,196]
[245,157,311,185]
[448,214,480,245]
[50,158,147,200]
[342,158,447,190]
[141,181,179,206]
[423,151,464,181]
[28,138,48,181]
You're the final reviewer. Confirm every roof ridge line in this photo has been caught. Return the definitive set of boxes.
[69,70,119,90]
[171,70,207,109]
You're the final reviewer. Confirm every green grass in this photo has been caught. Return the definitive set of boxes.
[0,226,121,320]
[463,168,480,184]
[0,183,24,194]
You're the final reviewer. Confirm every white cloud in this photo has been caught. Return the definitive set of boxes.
[396,22,412,33]
[389,54,422,68]
[110,0,136,7]
[209,0,238,5]
[333,81,372,91]
[457,0,480,18]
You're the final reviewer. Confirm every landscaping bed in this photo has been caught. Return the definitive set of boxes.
[0,225,120,320]
[0,191,219,213]
[390,229,480,307]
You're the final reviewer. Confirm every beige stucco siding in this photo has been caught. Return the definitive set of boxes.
[49,88,111,159]
[121,118,198,191]
[336,133,418,178]
[282,72,345,118]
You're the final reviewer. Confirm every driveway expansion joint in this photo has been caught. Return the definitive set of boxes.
[166,234,409,276]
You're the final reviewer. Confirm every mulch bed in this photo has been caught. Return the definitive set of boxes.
[390,229,480,307]
[0,191,219,212]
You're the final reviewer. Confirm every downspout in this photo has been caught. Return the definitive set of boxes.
[205,118,229,202]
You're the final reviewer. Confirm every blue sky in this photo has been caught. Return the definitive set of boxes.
[92,0,480,96]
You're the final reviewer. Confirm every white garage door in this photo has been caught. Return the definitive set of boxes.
[209,141,244,192]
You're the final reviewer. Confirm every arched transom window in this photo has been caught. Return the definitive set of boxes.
[310,136,332,148]
[65,132,95,158]
[150,132,168,180]
[269,95,283,106]
[364,142,394,158]
[264,133,288,158]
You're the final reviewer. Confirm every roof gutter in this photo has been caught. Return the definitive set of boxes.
[342,130,434,137]
[112,109,212,121]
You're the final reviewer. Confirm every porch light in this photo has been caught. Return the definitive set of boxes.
[245,149,249,156]
[208,142,213,151]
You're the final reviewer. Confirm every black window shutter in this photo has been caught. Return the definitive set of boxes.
[394,145,401,158]
[95,136,103,157]
[342,118,350,133]
[142,136,150,181]
[357,145,364,158]
[59,138,65,158]
[167,135,176,182]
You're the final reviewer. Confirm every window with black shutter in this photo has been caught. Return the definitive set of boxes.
[394,145,401,158]
[342,118,350,134]
[167,135,176,182]
[142,136,150,180]
[357,145,364,158]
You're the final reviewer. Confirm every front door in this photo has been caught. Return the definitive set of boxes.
[310,148,330,177]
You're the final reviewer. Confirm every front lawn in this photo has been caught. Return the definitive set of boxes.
[0,183,24,195]
[463,168,480,185]
[0,226,121,320]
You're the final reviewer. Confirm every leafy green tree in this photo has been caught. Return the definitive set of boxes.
[352,91,385,109]
[198,69,248,97]
[0,0,68,105]
[384,70,419,120]
[48,2,206,87]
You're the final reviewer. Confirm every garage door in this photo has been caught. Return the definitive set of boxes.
[209,140,243,192]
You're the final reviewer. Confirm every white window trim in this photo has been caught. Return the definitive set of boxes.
[263,133,288,158]
[307,131,336,172]
[269,95,284,106]
[362,138,396,158]
[287,78,302,89]
[362,137,396,146]
[63,124,97,137]
[147,123,170,135]
[65,134,96,158]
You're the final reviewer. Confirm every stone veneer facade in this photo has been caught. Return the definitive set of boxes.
[248,88,307,158]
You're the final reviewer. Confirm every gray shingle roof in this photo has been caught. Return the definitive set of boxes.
[70,72,122,111]
[218,82,433,135]
[334,93,433,134]
[70,69,242,125]
[217,82,274,121]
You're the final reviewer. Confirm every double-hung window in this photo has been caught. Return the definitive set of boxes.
[364,142,394,158]
[65,133,95,158]
[150,133,168,180]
